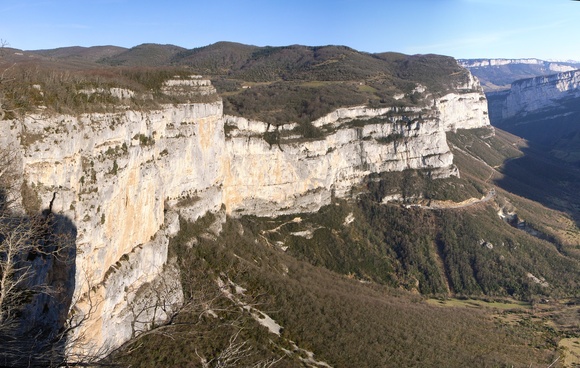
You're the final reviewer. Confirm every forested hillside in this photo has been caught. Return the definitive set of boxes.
[1,42,579,367]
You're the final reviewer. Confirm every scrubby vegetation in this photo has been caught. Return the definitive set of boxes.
[206,46,471,126]
[247,186,580,299]
[2,42,471,129]
[4,42,580,366]
[110,127,580,367]
[0,61,216,117]
[112,210,562,367]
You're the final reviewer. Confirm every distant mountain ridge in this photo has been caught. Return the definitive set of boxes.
[486,69,580,165]
[31,45,127,62]
[25,43,580,91]
[98,43,187,66]
[460,58,580,92]
[460,58,580,68]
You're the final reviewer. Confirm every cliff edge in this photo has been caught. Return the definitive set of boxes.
[0,69,489,358]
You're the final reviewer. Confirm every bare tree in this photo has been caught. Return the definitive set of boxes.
[202,329,282,368]
[57,269,112,367]
[0,212,50,325]
[106,265,284,367]
[0,209,86,366]
[131,266,182,337]
[0,146,30,330]
[0,38,12,121]
[0,136,80,366]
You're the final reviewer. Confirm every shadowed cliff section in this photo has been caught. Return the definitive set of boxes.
[495,140,580,236]
[0,201,77,367]
[484,70,580,233]
[491,95,580,166]
[483,69,580,167]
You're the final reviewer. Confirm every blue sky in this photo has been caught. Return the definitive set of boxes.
[1,0,579,60]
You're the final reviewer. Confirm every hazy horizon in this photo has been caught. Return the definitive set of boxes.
[1,0,580,61]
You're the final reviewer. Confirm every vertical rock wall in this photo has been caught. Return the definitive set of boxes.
[501,70,580,118]
[0,72,490,357]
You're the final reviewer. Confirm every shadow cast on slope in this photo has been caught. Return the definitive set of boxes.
[494,139,580,235]
[487,93,580,236]
[0,201,77,368]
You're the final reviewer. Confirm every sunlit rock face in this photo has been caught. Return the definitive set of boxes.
[2,92,225,357]
[223,107,456,217]
[459,58,578,73]
[436,72,490,131]
[0,69,490,357]
[501,70,580,119]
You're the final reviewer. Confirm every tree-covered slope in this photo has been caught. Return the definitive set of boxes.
[110,125,580,367]
[12,42,473,124]
[111,210,562,367]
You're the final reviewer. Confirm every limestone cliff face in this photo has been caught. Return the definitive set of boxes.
[436,72,490,131]
[2,98,225,356]
[501,70,580,118]
[223,106,456,217]
[0,71,489,357]
[458,58,580,93]
[459,58,579,73]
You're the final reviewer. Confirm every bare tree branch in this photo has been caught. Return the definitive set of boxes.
[0,131,100,366]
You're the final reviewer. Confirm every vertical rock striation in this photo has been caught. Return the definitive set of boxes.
[0,71,490,358]
[500,70,580,119]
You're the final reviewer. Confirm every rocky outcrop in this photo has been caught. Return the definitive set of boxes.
[500,70,580,118]
[0,72,490,358]
[223,106,456,217]
[436,72,490,131]
[458,58,580,93]
[459,58,579,73]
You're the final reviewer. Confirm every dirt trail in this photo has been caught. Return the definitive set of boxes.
[406,188,496,210]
